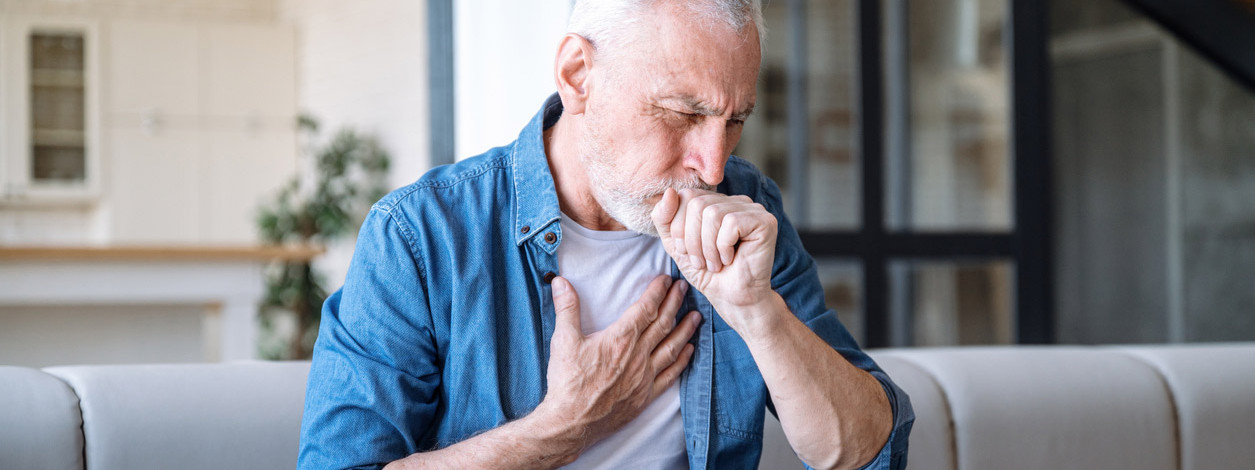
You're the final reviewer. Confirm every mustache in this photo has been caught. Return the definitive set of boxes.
[633,177,713,200]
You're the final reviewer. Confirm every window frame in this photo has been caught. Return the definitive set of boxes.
[797,0,1053,348]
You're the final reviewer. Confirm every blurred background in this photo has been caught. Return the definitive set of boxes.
[1,0,1253,367]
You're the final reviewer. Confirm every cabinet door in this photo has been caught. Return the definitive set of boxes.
[1,17,102,202]
[107,20,199,117]
[104,21,202,243]
[107,128,201,243]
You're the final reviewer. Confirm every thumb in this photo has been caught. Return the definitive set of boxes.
[551,276,583,334]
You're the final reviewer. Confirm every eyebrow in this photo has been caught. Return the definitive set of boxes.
[670,96,756,121]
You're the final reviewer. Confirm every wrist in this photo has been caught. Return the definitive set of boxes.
[525,400,588,465]
[712,290,789,338]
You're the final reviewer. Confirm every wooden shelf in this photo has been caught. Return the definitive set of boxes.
[0,245,324,262]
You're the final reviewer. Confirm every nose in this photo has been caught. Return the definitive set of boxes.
[684,120,730,186]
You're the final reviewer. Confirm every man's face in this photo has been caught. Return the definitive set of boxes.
[579,5,761,235]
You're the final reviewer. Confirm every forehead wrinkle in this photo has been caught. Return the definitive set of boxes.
[663,94,755,119]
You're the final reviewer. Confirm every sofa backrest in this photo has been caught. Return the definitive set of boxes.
[0,366,83,470]
[762,344,1255,470]
[43,361,309,470]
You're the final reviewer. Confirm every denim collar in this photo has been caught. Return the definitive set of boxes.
[511,93,566,247]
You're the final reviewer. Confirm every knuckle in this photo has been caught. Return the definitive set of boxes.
[663,342,679,360]
[702,205,720,220]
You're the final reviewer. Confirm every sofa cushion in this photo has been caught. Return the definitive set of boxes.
[0,366,84,470]
[45,361,309,470]
[1116,344,1255,470]
[886,347,1176,470]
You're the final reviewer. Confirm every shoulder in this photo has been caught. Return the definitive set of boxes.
[372,144,515,216]
[357,143,517,261]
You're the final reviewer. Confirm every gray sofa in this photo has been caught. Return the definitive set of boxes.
[3,344,1252,469]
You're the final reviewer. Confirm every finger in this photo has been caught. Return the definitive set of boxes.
[701,204,728,272]
[641,279,688,348]
[613,275,672,337]
[683,195,708,270]
[551,276,583,336]
[653,343,695,398]
[651,188,681,251]
[716,212,741,266]
[671,189,693,257]
[650,310,701,374]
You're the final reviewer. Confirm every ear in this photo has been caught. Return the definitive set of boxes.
[553,33,595,115]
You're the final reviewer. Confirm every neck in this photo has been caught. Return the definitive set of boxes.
[543,113,627,231]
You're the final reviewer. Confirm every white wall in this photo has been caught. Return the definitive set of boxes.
[454,0,570,159]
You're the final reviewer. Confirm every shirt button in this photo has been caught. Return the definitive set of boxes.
[520,226,530,234]
[544,232,557,243]
[543,271,557,284]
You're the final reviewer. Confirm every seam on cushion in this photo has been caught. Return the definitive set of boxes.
[876,353,960,470]
[42,369,88,470]
[1112,351,1184,470]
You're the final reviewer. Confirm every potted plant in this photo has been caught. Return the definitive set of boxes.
[256,115,390,360]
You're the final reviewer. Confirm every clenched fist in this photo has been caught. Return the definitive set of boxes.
[650,187,778,332]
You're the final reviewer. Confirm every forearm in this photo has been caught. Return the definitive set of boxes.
[722,293,892,470]
[383,407,584,470]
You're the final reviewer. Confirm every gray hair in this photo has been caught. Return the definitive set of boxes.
[566,0,765,64]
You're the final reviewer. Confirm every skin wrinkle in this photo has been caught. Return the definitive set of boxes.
[565,3,757,235]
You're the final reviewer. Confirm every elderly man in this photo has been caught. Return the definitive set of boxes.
[298,1,912,469]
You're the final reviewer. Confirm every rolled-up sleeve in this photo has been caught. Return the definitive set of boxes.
[759,172,915,470]
[298,206,441,470]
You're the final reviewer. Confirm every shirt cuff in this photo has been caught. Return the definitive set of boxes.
[852,370,915,470]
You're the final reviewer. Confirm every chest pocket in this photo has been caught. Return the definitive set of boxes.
[712,328,766,441]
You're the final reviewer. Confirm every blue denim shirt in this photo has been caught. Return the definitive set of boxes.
[299,95,913,470]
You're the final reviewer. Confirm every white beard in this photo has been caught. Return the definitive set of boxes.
[579,110,712,236]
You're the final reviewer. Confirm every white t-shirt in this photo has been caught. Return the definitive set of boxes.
[556,214,687,470]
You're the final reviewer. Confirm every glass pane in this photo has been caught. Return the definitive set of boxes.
[30,32,87,183]
[815,260,863,344]
[888,0,1012,231]
[1049,0,1142,36]
[1176,42,1255,341]
[890,259,1014,346]
[32,146,86,181]
[1051,35,1169,343]
[31,85,85,131]
[31,34,84,70]
[735,0,858,229]
[1051,0,1255,343]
